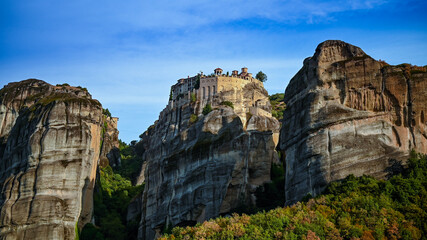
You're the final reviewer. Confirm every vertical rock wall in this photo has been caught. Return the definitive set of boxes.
[278,40,427,205]
[138,82,280,239]
[0,79,116,239]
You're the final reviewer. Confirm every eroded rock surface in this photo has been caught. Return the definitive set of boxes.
[0,79,118,239]
[138,82,279,239]
[278,40,427,205]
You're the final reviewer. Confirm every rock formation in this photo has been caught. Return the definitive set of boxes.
[137,81,280,239]
[0,79,119,239]
[99,115,121,168]
[278,40,427,205]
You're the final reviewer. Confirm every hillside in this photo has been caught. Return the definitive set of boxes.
[161,152,427,240]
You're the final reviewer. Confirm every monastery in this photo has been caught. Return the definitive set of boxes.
[170,67,261,104]
[163,67,272,133]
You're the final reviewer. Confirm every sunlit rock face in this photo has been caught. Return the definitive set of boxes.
[137,81,280,239]
[278,40,427,205]
[0,79,118,240]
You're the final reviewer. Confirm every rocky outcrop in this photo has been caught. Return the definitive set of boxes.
[278,40,427,205]
[99,116,121,168]
[138,81,280,239]
[0,79,118,239]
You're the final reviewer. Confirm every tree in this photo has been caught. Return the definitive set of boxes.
[103,108,112,117]
[256,71,267,82]
[195,74,200,89]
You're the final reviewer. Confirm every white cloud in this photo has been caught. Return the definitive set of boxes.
[15,0,392,32]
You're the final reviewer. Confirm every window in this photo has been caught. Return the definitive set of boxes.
[208,86,211,98]
[203,87,206,99]
[213,86,216,95]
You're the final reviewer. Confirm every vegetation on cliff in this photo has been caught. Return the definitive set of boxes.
[161,151,427,240]
[81,141,144,240]
[256,71,268,82]
[269,93,286,121]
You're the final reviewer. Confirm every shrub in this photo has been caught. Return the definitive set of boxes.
[189,114,198,124]
[190,93,196,103]
[220,101,234,109]
[102,108,112,117]
[269,93,286,121]
[202,104,212,115]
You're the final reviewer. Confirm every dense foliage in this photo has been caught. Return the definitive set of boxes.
[115,140,144,183]
[269,93,286,121]
[81,141,145,240]
[161,152,427,240]
[256,71,268,82]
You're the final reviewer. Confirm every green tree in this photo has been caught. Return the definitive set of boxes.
[256,71,267,82]
[194,74,201,89]
[102,108,112,117]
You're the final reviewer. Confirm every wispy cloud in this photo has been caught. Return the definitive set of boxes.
[7,0,392,32]
[2,0,424,143]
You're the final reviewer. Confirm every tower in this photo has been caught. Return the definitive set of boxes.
[214,68,223,76]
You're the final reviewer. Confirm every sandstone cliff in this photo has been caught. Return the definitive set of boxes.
[0,79,119,239]
[137,82,280,239]
[278,40,427,205]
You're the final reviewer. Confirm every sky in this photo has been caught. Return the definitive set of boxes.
[1,0,426,143]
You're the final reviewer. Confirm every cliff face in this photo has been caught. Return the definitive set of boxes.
[0,79,118,239]
[99,116,121,168]
[278,40,427,205]
[138,82,280,239]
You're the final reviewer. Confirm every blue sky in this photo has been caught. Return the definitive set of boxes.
[1,0,426,143]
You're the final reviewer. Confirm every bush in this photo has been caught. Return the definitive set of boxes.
[189,114,198,124]
[102,108,112,118]
[190,93,196,103]
[202,104,212,115]
[220,101,234,109]
[269,93,286,121]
